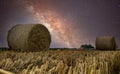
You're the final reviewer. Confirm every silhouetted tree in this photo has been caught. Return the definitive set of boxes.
[80,44,94,49]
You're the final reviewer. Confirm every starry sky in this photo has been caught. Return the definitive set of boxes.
[0,0,120,48]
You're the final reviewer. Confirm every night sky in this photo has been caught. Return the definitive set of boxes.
[0,0,120,48]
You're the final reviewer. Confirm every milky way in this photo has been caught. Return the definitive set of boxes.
[23,0,80,48]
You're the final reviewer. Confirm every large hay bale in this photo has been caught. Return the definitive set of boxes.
[95,36,117,50]
[7,24,51,51]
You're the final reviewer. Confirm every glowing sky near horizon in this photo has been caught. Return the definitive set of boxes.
[0,0,120,48]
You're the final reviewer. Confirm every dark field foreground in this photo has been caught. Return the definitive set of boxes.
[0,49,120,74]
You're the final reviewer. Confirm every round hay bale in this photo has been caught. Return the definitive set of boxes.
[7,24,51,51]
[95,36,117,50]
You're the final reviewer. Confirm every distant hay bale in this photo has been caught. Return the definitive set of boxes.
[7,24,51,51]
[95,36,117,50]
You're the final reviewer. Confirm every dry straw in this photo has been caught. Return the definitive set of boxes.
[0,69,14,74]
[7,24,51,52]
[0,50,120,74]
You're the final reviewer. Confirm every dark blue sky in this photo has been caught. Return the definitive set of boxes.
[0,0,120,48]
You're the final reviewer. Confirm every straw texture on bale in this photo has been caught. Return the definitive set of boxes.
[95,36,116,50]
[7,24,51,51]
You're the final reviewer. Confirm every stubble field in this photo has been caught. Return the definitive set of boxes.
[0,49,120,74]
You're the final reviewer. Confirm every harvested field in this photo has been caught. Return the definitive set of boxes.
[0,49,120,74]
